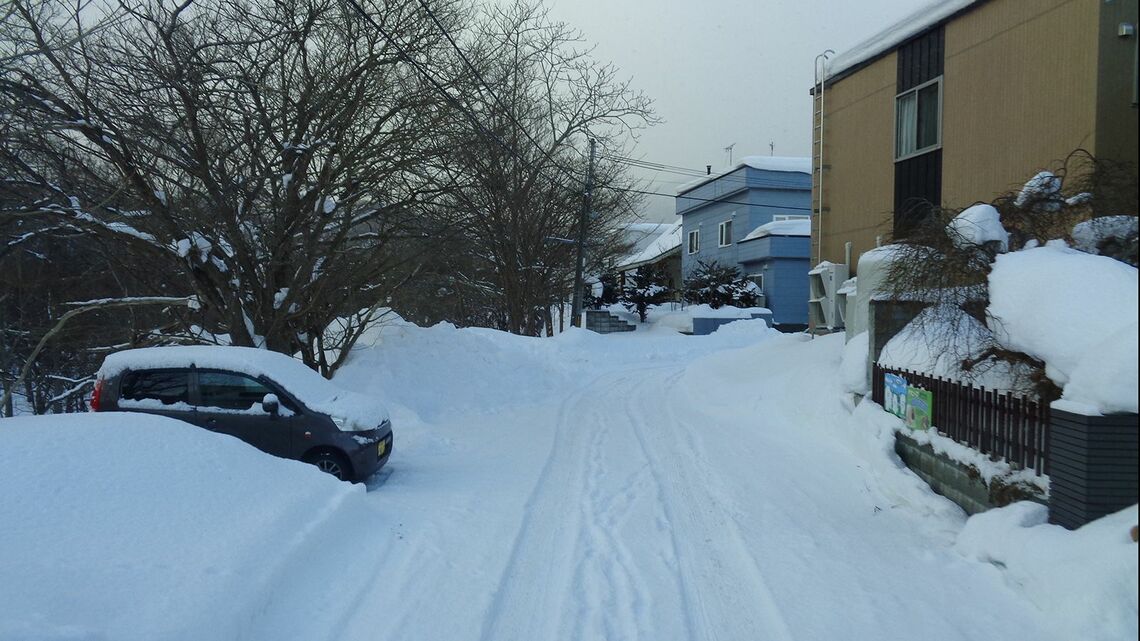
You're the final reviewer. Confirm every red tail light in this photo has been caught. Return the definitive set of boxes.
[90,378,104,412]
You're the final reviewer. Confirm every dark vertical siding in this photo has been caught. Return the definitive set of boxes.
[897,26,944,91]
[894,25,945,236]
[894,149,943,235]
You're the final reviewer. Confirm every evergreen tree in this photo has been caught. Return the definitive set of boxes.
[683,260,761,309]
[620,265,672,322]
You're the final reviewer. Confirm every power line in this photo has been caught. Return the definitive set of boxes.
[612,186,814,212]
[343,0,582,197]
[346,2,810,219]
[413,0,587,192]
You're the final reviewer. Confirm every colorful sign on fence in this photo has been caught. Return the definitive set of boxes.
[884,373,908,418]
[905,386,933,431]
[881,370,934,430]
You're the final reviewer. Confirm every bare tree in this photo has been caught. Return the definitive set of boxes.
[413,0,654,335]
[1,0,461,373]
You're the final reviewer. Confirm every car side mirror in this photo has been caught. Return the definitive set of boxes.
[262,393,280,417]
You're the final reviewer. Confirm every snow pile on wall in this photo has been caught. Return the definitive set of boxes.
[879,305,1033,391]
[988,245,1138,413]
[946,203,1008,251]
[0,413,375,641]
[955,502,1139,641]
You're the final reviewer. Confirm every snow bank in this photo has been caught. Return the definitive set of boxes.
[840,331,869,394]
[988,246,1138,412]
[0,413,370,641]
[648,304,770,333]
[946,203,1008,252]
[1061,322,1139,414]
[956,502,1139,641]
[879,305,1033,391]
[99,346,389,430]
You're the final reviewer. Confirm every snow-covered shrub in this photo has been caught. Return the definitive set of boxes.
[586,273,621,309]
[1071,215,1138,266]
[682,261,760,309]
[876,151,1137,398]
[619,265,672,322]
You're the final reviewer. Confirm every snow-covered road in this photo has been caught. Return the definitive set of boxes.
[4,320,1132,641]
[309,324,1068,641]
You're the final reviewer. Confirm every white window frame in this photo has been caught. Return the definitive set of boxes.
[687,229,700,254]
[772,214,811,222]
[747,273,764,291]
[894,76,943,162]
[718,220,733,247]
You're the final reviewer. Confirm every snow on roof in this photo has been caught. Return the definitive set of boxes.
[100,345,389,430]
[622,221,675,255]
[676,156,810,196]
[826,0,979,81]
[616,221,681,271]
[741,218,811,242]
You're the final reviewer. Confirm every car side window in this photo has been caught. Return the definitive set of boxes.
[119,370,190,406]
[196,371,277,412]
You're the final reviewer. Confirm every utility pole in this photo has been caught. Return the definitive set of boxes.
[570,138,596,328]
[724,142,736,166]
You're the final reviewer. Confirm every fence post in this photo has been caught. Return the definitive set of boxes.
[1048,408,1139,529]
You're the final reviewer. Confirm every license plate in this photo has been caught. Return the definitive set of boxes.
[378,440,387,457]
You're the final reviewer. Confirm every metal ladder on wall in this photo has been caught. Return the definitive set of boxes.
[811,50,833,269]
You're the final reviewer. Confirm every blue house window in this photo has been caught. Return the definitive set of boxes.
[747,272,764,291]
[718,220,733,247]
[687,229,700,254]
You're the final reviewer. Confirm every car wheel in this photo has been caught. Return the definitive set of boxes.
[305,451,352,481]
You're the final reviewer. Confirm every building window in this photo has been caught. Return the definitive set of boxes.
[718,220,733,247]
[687,229,700,254]
[772,214,810,222]
[895,77,941,160]
[747,273,764,291]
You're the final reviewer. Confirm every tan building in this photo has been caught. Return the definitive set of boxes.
[810,0,1139,272]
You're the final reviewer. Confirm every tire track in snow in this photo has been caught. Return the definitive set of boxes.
[568,372,654,641]
[625,369,798,641]
[476,371,613,641]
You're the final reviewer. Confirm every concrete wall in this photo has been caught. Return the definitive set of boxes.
[895,433,1047,515]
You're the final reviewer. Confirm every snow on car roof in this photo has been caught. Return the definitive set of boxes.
[100,346,389,429]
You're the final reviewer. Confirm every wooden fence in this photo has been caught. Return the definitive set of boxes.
[871,364,1051,476]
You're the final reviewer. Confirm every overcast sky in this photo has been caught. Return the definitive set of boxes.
[543,0,931,220]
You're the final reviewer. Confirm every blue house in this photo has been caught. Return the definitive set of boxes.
[676,156,812,330]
